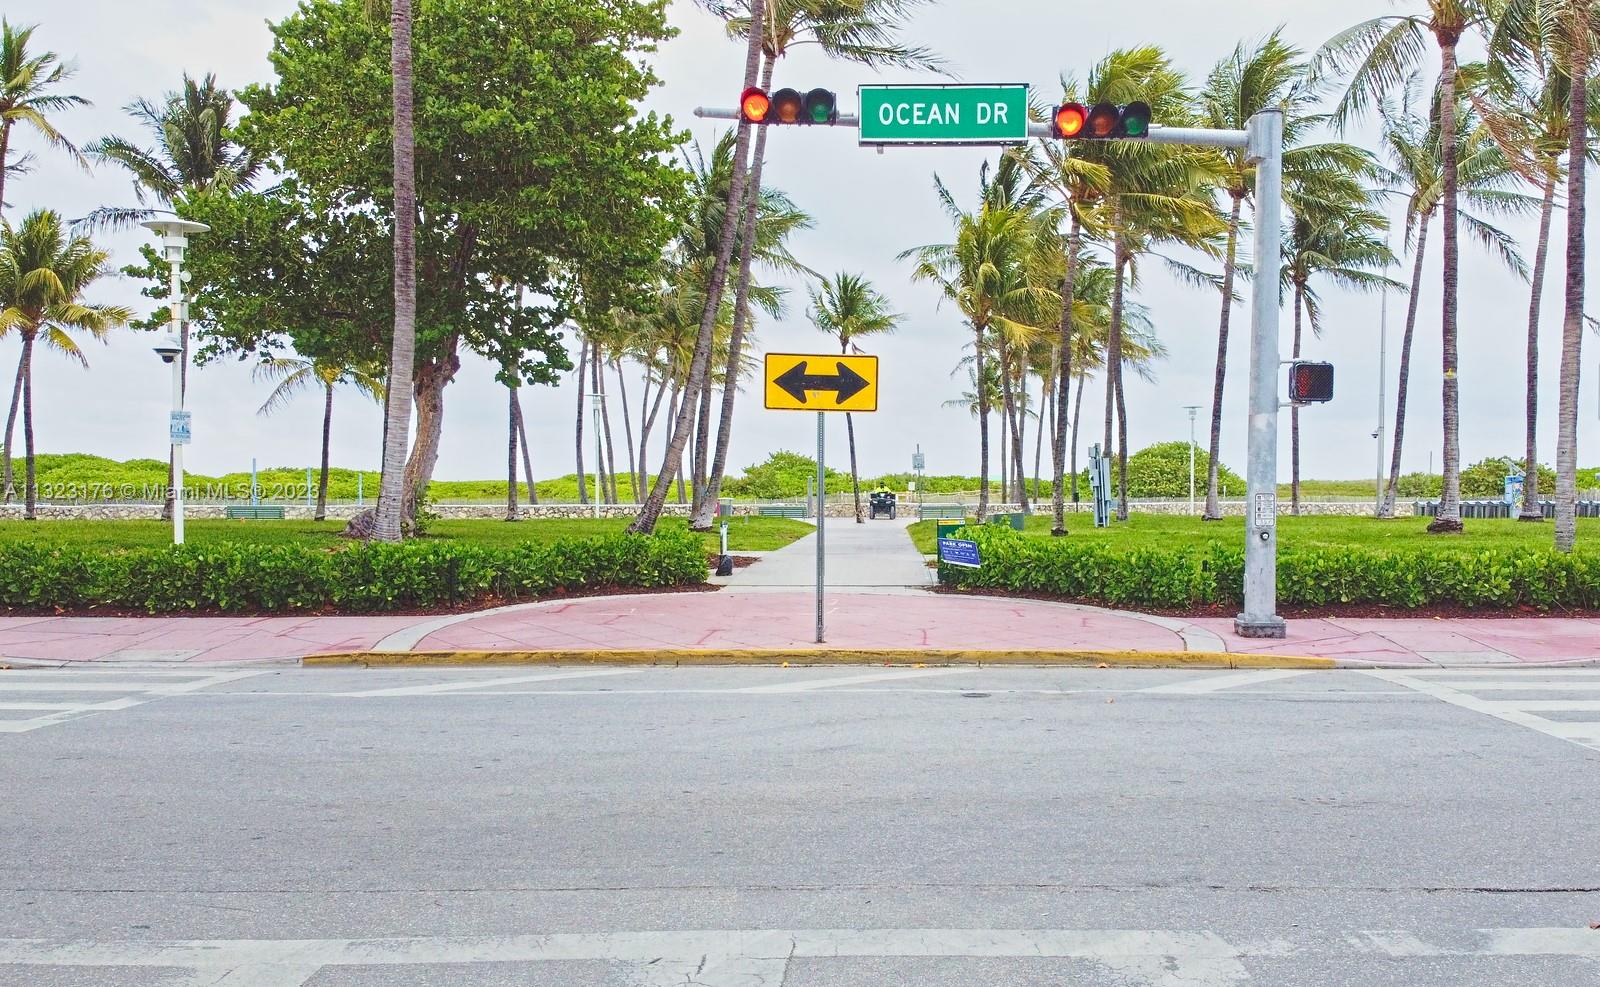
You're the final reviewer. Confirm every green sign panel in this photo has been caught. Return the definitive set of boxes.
[858,84,1029,145]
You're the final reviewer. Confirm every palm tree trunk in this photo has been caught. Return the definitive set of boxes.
[574,339,588,505]
[1070,373,1085,503]
[1520,174,1556,520]
[1381,215,1432,518]
[593,342,618,503]
[372,0,417,543]
[316,382,333,521]
[614,359,637,504]
[1051,212,1080,533]
[698,53,776,531]
[513,382,537,506]
[689,372,713,521]
[1554,29,1590,553]
[1109,241,1129,521]
[628,0,765,535]
[1011,369,1028,511]
[663,383,686,505]
[1,349,22,503]
[638,372,668,500]
[1033,378,1046,504]
[0,121,12,219]
[998,343,1015,505]
[1291,280,1304,516]
[506,380,520,521]
[20,332,36,520]
[975,324,990,520]
[1429,35,1464,534]
[1204,191,1244,519]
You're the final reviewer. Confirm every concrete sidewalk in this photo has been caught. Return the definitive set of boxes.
[716,516,933,589]
[3,594,1599,667]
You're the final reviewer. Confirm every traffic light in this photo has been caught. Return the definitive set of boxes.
[740,87,838,125]
[1052,100,1151,139]
[1288,361,1334,404]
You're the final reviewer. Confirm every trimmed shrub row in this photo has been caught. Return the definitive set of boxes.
[0,531,707,614]
[938,527,1600,611]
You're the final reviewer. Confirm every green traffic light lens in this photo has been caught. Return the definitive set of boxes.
[804,88,836,124]
[1122,101,1151,138]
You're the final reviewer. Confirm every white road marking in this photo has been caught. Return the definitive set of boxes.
[1365,669,1600,752]
[1140,669,1314,694]
[0,670,266,734]
[731,667,977,693]
[1401,667,1600,677]
[339,668,640,697]
[4,927,1596,987]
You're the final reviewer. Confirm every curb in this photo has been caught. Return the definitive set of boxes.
[302,648,1335,669]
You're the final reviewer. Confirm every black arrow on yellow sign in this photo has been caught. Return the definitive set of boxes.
[774,360,871,405]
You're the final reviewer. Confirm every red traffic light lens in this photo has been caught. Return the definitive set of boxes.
[771,87,804,124]
[1054,102,1087,138]
[740,87,770,124]
[1086,102,1120,138]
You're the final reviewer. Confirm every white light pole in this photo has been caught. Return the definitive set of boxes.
[590,390,604,519]
[141,218,209,546]
[1184,405,1201,516]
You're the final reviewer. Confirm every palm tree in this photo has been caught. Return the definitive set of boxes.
[1373,83,1535,518]
[1197,31,1374,520]
[84,73,262,228]
[692,0,945,529]
[629,0,767,535]
[809,272,903,522]
[1282,198,1398,512]
[372,0,417,543]
[253,357,384,520]
[0,210,130,518]
[0,19,88,215]
[1491,0,1600,550]
[1315,0,1503,533]
[902,164,1058,521]
[84,72,265,519]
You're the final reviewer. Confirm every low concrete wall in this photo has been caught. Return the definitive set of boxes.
[0,499,1414,521]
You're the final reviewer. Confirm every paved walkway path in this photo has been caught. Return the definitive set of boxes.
[3,595,1598,667]
[716,517,932,589]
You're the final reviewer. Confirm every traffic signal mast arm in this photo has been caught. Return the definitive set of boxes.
[694,105,1247,148]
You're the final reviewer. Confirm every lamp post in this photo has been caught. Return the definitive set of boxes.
[141,218,209,546]
[1183,405,1201,516]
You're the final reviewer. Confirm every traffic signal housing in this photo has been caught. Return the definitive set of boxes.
[1052,100,1151,140]
[740,87,838,125]
[1288,361,1334,404]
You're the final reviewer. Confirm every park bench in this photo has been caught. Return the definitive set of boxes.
[224,505,286,520]
[917,503,966,520]
[757,504,809,518]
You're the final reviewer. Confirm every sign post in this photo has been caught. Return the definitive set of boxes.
[765,352,881,644]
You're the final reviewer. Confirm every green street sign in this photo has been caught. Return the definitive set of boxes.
[858,84,1029,145]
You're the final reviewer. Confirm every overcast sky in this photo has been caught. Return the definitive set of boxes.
[4,0,1596,488]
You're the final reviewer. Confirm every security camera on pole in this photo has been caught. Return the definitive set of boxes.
[141,218,209,546]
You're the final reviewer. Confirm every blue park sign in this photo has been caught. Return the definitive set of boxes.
[937,537,981,569]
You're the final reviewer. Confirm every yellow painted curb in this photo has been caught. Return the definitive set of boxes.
[303,648,1334,669]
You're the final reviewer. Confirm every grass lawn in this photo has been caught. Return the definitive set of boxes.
[907,512,1600,555]
[0,516,813,554]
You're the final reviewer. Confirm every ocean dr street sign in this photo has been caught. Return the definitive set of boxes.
[763,353,879,412]
[858,84,1029,146]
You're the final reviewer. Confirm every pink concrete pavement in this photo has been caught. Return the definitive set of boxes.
[3,593,1599,666]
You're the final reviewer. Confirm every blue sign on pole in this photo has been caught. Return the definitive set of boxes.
[937,537,981,569]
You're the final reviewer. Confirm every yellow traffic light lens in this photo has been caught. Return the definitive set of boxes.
[772,88,803,124]
[1086,102,1119,138]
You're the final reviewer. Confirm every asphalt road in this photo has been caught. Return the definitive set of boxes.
[4,664,1599,986]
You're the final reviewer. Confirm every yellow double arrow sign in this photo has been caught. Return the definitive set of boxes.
[763,353,879,413]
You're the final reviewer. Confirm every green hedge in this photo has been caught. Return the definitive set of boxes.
[937,526,1600,611]
[0,531,706,614]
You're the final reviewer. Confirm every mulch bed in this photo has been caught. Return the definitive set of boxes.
[927,585,1600,620]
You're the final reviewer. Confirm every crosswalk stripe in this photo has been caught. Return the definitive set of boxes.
[0,670,265,734]
[340,668,640,697]
[731,668,976,693]
[1364,669,1600,753]
[1140,669,1313,694]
